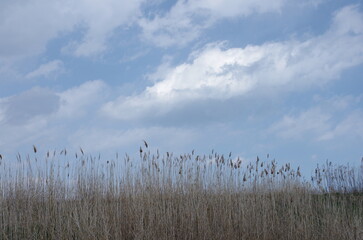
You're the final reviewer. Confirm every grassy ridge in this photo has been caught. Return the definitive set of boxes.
[0,146,362,239]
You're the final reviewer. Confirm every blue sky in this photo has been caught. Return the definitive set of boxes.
[0,0,362,175]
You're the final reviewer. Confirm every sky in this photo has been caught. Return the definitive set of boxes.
[0,0,362,175]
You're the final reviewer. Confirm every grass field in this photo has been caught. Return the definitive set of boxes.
[0,145,362,240]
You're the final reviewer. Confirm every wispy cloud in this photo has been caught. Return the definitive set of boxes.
[0,80,108,151]
[57,80,108,119]
[0,0,144,59]
[60,0,143,57]
[0,88,60,125]
[269,94,363,141]
[269,107,332,139]
[139,0,286,47]
[318,110,363,141]
[0,88,60,152]
[102,5,363,121]
[26,60,64,79]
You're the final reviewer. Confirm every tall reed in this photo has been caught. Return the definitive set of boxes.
[0,146,362,239]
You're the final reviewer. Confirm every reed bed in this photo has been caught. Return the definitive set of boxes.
[0,144,362,240]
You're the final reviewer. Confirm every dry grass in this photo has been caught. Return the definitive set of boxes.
[0,145,362,240]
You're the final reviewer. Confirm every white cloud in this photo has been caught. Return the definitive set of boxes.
[0,88,61,151]
[0,99,6,124]
[330,4,363,35]
[103,5,363,120]
[0,80,109,152]
[57,80,108,119]
[0,88,60,125]
[270,108,363,142]
[61,0,144,57]
[0,79,198,154]
[318,110,363,141]
[269,107,332,139]
[0,80,108,125]
[0,115,55,152]
[139,0,286,47]
[313,94,362,111]
[26,60,64,79]
[269,95,363,141]
[0,0,144,59]
[0,1,74,60]
[119,49,150,63]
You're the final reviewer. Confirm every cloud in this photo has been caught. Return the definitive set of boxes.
[269,107,332,139]
[0,80,109,152]
[102,5,363,121]
[61,0,144,57]
[0,88,60,125]
[269,95,363,141]
[139,0,286,47]
[0,78,199,154]
[0,80,108,125]
[318,110,363,141]
[57,80,108,119]
[26,60,64,79]
[0,87,61,152]
[0,100,6,123]
[271,108,363,141]
[0,0,144,59]
[330,4,363,35]
[0,115,55,153]
[0,1,73,60]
